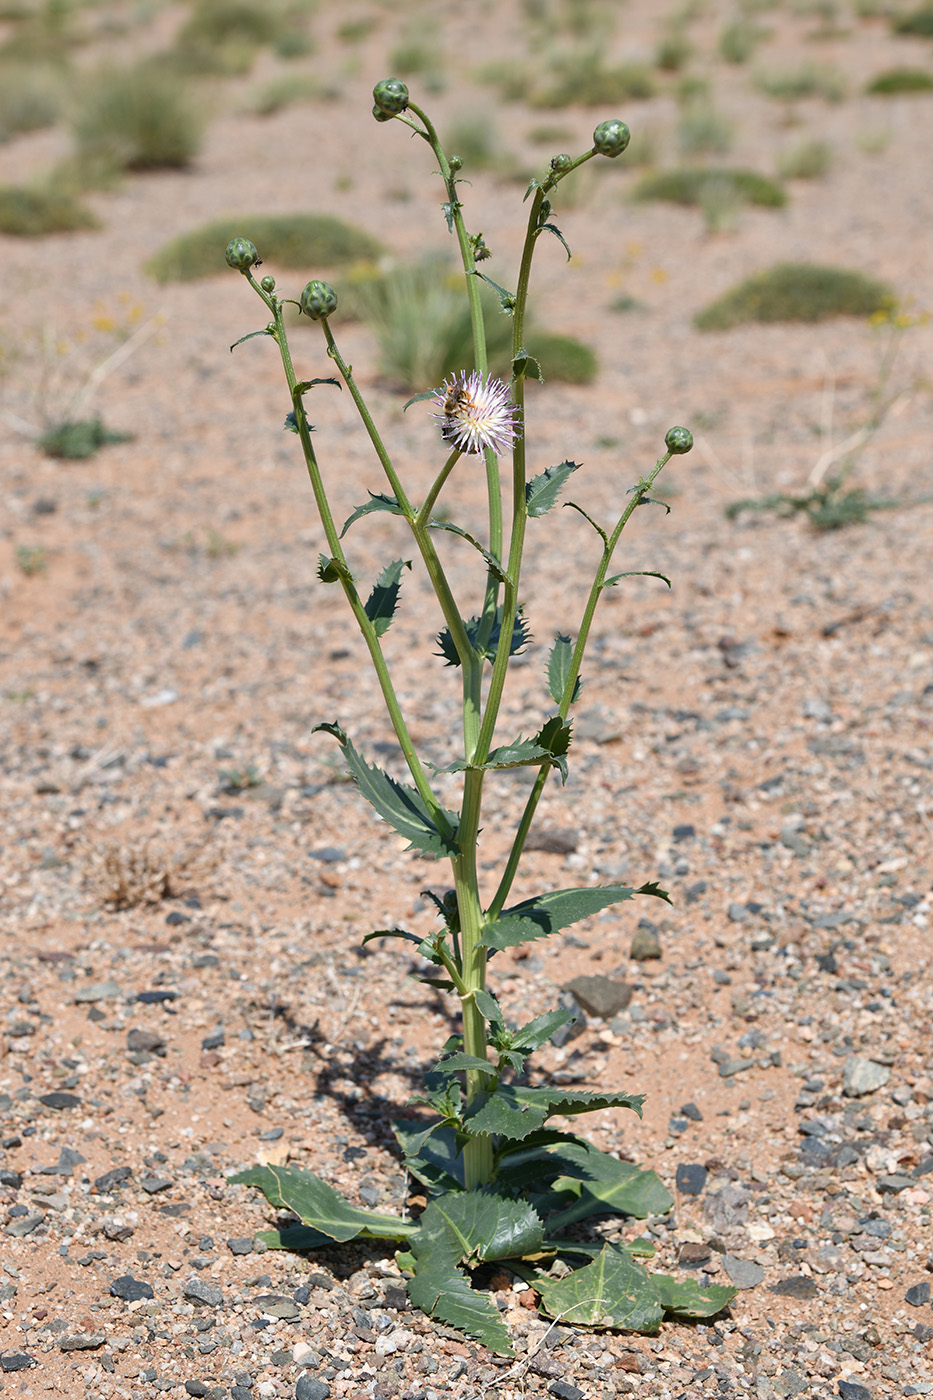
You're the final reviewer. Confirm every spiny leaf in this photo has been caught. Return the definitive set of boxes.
[407,1256,513,1355]
[230,1165,414,1242]
[603,569,672,590]
[364,558,411,637]
[535,1243,663,1331]
[312,723,459,859]
[437,716,571,782]
[471,269,516,314]
[474,987,505,1030]
[547,634,582,706]
[421,887,460,933]
[317,554,348,584]
[481,881,669,952]
[463,1085,644,1141]
[511,1006,577,1053]
[340,491,408,538]
[526,461,580,517]
[512,350,543,382]
[431,1052,494,1074]
[428,520,509,583]
[393,1120,465,1193]
[294,377,341,394]
[402,388,438,411]
[652,1273,737,1319]
[536,221,572,261]
[436,605,531,668]
[564,499,608,542]
[414,1191,546,1265]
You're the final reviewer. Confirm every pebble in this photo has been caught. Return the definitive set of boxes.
[769,1276,818,1299]
[59,1333,106,1351]
[629,922,662,961]
[906,1281,932,1307]
[295,1377,331,1400]
[38,1092,81,1110]
[184,1278,225,1307]
[72,980,122,1003]
[562,974,632,1017]
[842,1056,891,1097]
[0,1354,35,1372]
[722,1254,765,1289]
[675,1163,707,1196]
[227,1237,254,1255]
[254,1293,301,1320]
[110,1274,155,1302]
[838,1382,872,1400]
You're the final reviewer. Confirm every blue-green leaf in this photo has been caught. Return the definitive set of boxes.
[511,1006,577,1053]
[536,221,573,261]
[463,1086,644,1141]
[564,499,608,542]
[407,1256,513,1355]
[231,1165,414,1242]
[526,461,580,517]
[535,1244,663,1331]
[428,521,509,583]
[438,716,571,782]
[340,491,408,538]
[481,881,669,951]
[364,558,411,637]
[312,723,459,858]
[603,568,672,590]
[547,634,582,706]
[470,270,516,314]
[317,554,347,584]
[393,1119,465,1193]
[436,605,531,668]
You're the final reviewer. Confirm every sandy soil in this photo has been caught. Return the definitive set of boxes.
[1,2,933,1398]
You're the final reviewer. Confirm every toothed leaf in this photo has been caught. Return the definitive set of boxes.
[652,1273,737,1319]
[340,491,408,538]
[535,1243,663,1331]
[603,569,672,590]
[463,1086,644,1141]
[526,461,580,517]
[547,634,582,705]
[481,881,669,951]
[364,558,411,636]
[436,605,530,668]
[230,1165,414,1242]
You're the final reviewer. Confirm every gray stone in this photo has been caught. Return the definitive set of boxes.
[110,1275,154,1302]
[140,1175,174,1194]
[675,1163,707,1196]
[718,1057,756,1078]
[722,1255,765,1289]
[629,924,662,961]
[0,1354,35,1372]
[127,1028,166,1055]
[563,975,632,1018]
[73,980,122,1004]
[906,1281,932,1307]
[877,1174,914,1194]
[184,1383,210,1398]
[254,1294,300,1320]
[842,1056,891,1097]
[838,1383,872,1400]
[703,1185,749,1232]
[184,1278,224,1308]
[727,902,749,922]
[295,1378,331,1400]
[95,1166,132,1192]
[769,1276,818,1299]
[773,1370,809,1399]
[4,1214,44,1238]
[38,1092,80,1110]
[59,1333,106,1351]
[227,1237,253,1256]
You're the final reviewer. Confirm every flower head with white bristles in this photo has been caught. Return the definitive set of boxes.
[431,370,520,457]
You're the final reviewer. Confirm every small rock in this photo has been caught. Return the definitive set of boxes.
[630,922,662,961]
[110,1275,155,1302]
[94,1166,132,1193]
[73,980,122,1004]
[680,1102,703,1122]
[769,1277,818,1299]
[38,1092,81,1110]
[184,1278,224,1308]
[0,1354,35,1372]
[201,1030,225,1051]
[723,1255,765,1289]
[140,1175,174,1194]
[727,902,749,923]
[906,1281,932,1307]
[676,1163,707,1196]
[4,1214,44,1238]
[295,1378,331,1400]
[838,1382,872,1400]
[563,975,632,1018]
[842,1056,891,1097]
[704,1184,749,1232]
[184,1383,210,1398]
[718,1057,755,1078]
[254,1294,300,1321]
[678,1241,711,1268]
[127,1028,167,1055]
[548,1382,585,1400]
[59,1333,106,1352]
[227,1238,253,1256]
[0,1169,23,1189]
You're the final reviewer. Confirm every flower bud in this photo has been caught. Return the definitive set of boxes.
[225,236,260,271]
[372,104,394,123]
[664,425,693,455]
[372,79,409,116]
[300,280,338,321]
[260,275,276,293]
[538,199,551,222]
[592,119,631,158]
[550,154,573,174]
[448,154,463,173]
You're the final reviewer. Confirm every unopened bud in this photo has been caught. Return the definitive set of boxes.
[225,236,260,271]
[372,78,409,116]
[260,275,276,293]
[664,426,693,455]
[592,119,631,158]
[300,280,338,321]
[448,154,463,173]
[550,153,573,174]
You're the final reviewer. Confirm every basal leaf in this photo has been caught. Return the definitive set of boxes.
[406,1257,513,1355]
[481,882,665,951]
[340,491,408,538]
[535,1244,663,1331]
[414,1191,546,1265]
[230,1165,413,1242]
[364,558,411,637]
[652,1273,737,1319]
[603,568,672,590]
[393,1120,465,1193]
[463,1085,644,1141]
[526,461,580,517]
[312,724,459,859]
[547,634,582,706]
[255,1223,335,1250]
[542,1141,673,1228]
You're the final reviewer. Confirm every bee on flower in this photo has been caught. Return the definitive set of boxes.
[431,370,520,456]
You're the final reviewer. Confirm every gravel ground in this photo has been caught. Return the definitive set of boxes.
[2,1,933,1396]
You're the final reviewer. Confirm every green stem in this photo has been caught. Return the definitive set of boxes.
[417,447,462,528]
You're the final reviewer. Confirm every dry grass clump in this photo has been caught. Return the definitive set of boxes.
[84,838,218,909]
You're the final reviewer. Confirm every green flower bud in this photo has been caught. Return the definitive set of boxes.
[372,78,409,116]
[592,119,631,158]
[538,198,551,222]
[448,154,463,173]
[225,236,260,271]
[372,104,393,123]
[260,274,276,293]
[550,153,573,174]
[664,425,693,455]
[300,280,338,321]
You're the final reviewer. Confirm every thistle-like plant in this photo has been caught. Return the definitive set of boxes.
[226,80,735,1355]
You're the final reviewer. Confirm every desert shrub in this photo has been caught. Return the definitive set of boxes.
[695,263,893,331]
[525,331,598,384]
[866,68,933,95]
[72,64,204,170]
[39,418,132,459]
[442,115,504,172]
[0,1,75,64]
[718,19,768,62]
[655,31,692,72]
[474,59,532,102]
[0,63,64,141]
[676,105,733,156]
[755,62,847,101]
[777,138,832,178]
[144,213,383,283]
[84,837,218,909]
[532,51,656,107]
[893,6,933,35]
[633,167,787,209]
[249,73,325,115]
[0,184,98,235]
[170,0,295,73]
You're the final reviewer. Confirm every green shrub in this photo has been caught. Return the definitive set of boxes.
[144,214,383,283]
[0,184,98,236]
[718,19,768,63]
[442,115,503,172]
[532,52,656,107]
[72,65,204,170]
[39,418,132,459]
[474,60,532,102]
[0,63,64,141]
[524,331,598,384]
[866,68,933,95]
[777,138,832,179]
[755,62,847,102]
[893,6,933,35]
[249,73,324,116]
[633,167,787,209]
[676,105,733,156]
[695,263,893,331]
[655,32,692,72]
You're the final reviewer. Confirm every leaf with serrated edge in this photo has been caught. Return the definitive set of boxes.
[512,1006,576,1052]
[407,1258,513,1354]
[230,1165,413,1241]
[414,1192,546,1265]
[652,1273,736,1318]
[312,724,458,859]
[364,558,411,637]
[393,1120,464,1193]
[481,882,666,951]
[547,634,581,706]
[526,461,580,517]
[603,569,672,590]
[464,1086,644,1141]
[536,1244,663,1331]
[340,491,407,538]
[543,1142,673,1228]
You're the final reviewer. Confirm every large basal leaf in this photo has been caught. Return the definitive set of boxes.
[481,881,669,952]
[230,1165,413,1242]
[364,558,411,636]
[414,1190,546,1266]
[312,723,459,859]
[407,1257,513,1356]
[526,461,580,517]
[546,634,582,706]
[393,1119,465,1193]
[255,1223,337,1251]
[535,1244,663,1332]
[652,1273,737,1319]
[543,1142,674,1227]
[340,491,407,538]
[464,1085,644,1141]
